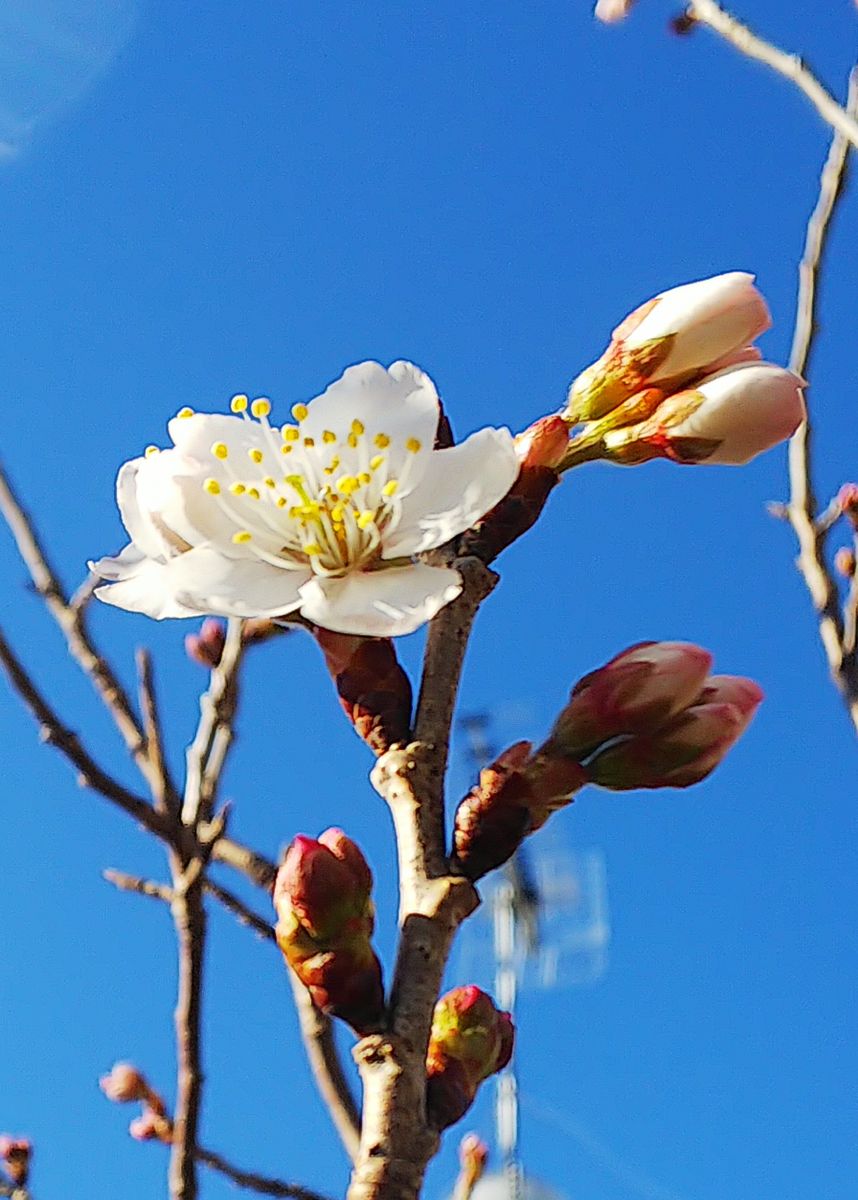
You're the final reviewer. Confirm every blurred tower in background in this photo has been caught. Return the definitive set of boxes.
[455,714,611,1200]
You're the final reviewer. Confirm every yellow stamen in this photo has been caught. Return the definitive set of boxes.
[336,475,359,495]
[351,419,365,437]
[203,478,221,495]
[248,448,264,464]
[145,445,160,458]
[374,433,390,449]
[232,531,252,544]
[276,496,288,508]
[303,542,322,555]
[281,444,292,455]
[263,476,276,488]
[357,510,375,530]
[230,394,249,413]
[246,487,260,500]
[212,442,229,460]
[229,482,246,496]
[304,436,315,448]
[281,425,299,442]
[347,432,359,449]
[370,454,385,470]
[358,472,371,486]
[177,407,195,419]
[251,397,271,418]
[292,403,309,422]
[406,437,422,454]
[382,479,399,497]
[322,430,336,444]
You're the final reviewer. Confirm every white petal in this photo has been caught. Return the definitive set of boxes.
[381,427,519,558]
[301,361,440,470]
[94,546,310,621]
[298,562,462,636]
[115,459,173,560]
[168,412,263,461]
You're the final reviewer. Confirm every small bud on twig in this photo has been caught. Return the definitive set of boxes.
[314,629,413,754]
[0,1136,32,1187]
[185,619,227,668]
[426,987,514,1129]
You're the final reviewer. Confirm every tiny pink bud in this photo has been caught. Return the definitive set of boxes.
[185,618,226,668]
[459,1133,489,1174]
[835,547,856,578]
[514,416,570,470]
[594,0,635,21]
[0,1136,32,1185]
[427,987,515,1128]
[129,1109,172,1144]
[99,1062,149,1103]
[317,827,374,896]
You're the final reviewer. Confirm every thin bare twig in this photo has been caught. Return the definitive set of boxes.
[183,619,245,828]
[784,69,858,733]
[197,1146,332,1200]
[211,836,278,890]
[0,626,169,838]
[685,0,858,151]
[0,461,159,787]
[104,869,174,903]
[206,878,275,942]
[169,875,207,1200]
[137,648,180,814]
[288,972,362,1163]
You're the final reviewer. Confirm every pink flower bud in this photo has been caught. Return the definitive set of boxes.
[99,1062,149,1104]
[459,1133,489,1177]
[586,678,762,790]
[594,0,635,21]
[568,272,771,422]
[0,1137,32,1185]
[129,1109,173,1144]
[427,987,515,1129]
[835,547,856,578]
[514,416,570,470]
[185,618,226,668]
[839,483,858,528]
[275,831,373,941]
[546,641,713,757]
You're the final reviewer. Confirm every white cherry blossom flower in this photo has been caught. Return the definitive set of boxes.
[90,361,519,637]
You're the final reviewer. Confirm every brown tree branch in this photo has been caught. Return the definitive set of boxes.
[685,0,858,151]
[0,461,161,790]
[169,874,207,1200]
[206,878,276,942]
[104,868,175,903]
[0,626,171,839]
[784,69,858,733]
[288,972,362,1163]
[137,648,180,815]
[183,619,245,828]
[196,1146,332,1200]
[210,835,278,890]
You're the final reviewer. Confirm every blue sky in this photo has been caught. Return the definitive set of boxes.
[2,2,858,1198]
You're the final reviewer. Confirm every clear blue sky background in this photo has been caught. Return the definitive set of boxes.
[2,2,858,1198]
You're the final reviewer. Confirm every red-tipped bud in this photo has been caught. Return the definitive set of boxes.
[426,987,515,1129]
[99,1062,149,1104]
[459,1133,489,1181]
[315,629,413,754]
[586,678,762,790]
[185,618,226,668]
[454,742,586,879]
[835,547,856,578]
[514,416,570,470]
[545,641,713,758]
[274,831,385,1034]
[0,1137,32,1186]
[839,484,858,527]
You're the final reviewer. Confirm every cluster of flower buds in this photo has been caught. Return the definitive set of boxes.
[564,273,805,467]
[0,1136,32,1187]
[314,629,412,754]
[273,829,385,1034]
[455,642,761,878]
[99,1063,173,1144]
[426,987,514,1129]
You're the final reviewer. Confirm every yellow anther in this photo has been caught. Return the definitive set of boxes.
[292,403,309,422]
[145,445,160,458]
[303,542,322,556]
[203,478,221,495]
[357,510,375,530]
[229,482,247,496]
[177,406,195,419]
[406,437,422,454]
[336,475,359,495]
[322,430,336,444]
[331,503,345,523]
[370,454,385,470]
[358,472,371,485]
[299,503,320,518]
[212,442,229,459]
[281,444,292,455]
[251,397,271,418]
[281,425,300,442]
[248,448,264,464]
[247,487,260,500]
[333,522,345,535]
[304,436,315,448]
[351,419,365,437]
[374,433,390,449]
[276,496,288,508]
[232,531,252,544]
[264,476,276,488]
[382,480,399,497]
[347,432,359,449]
[230,394,249,413]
